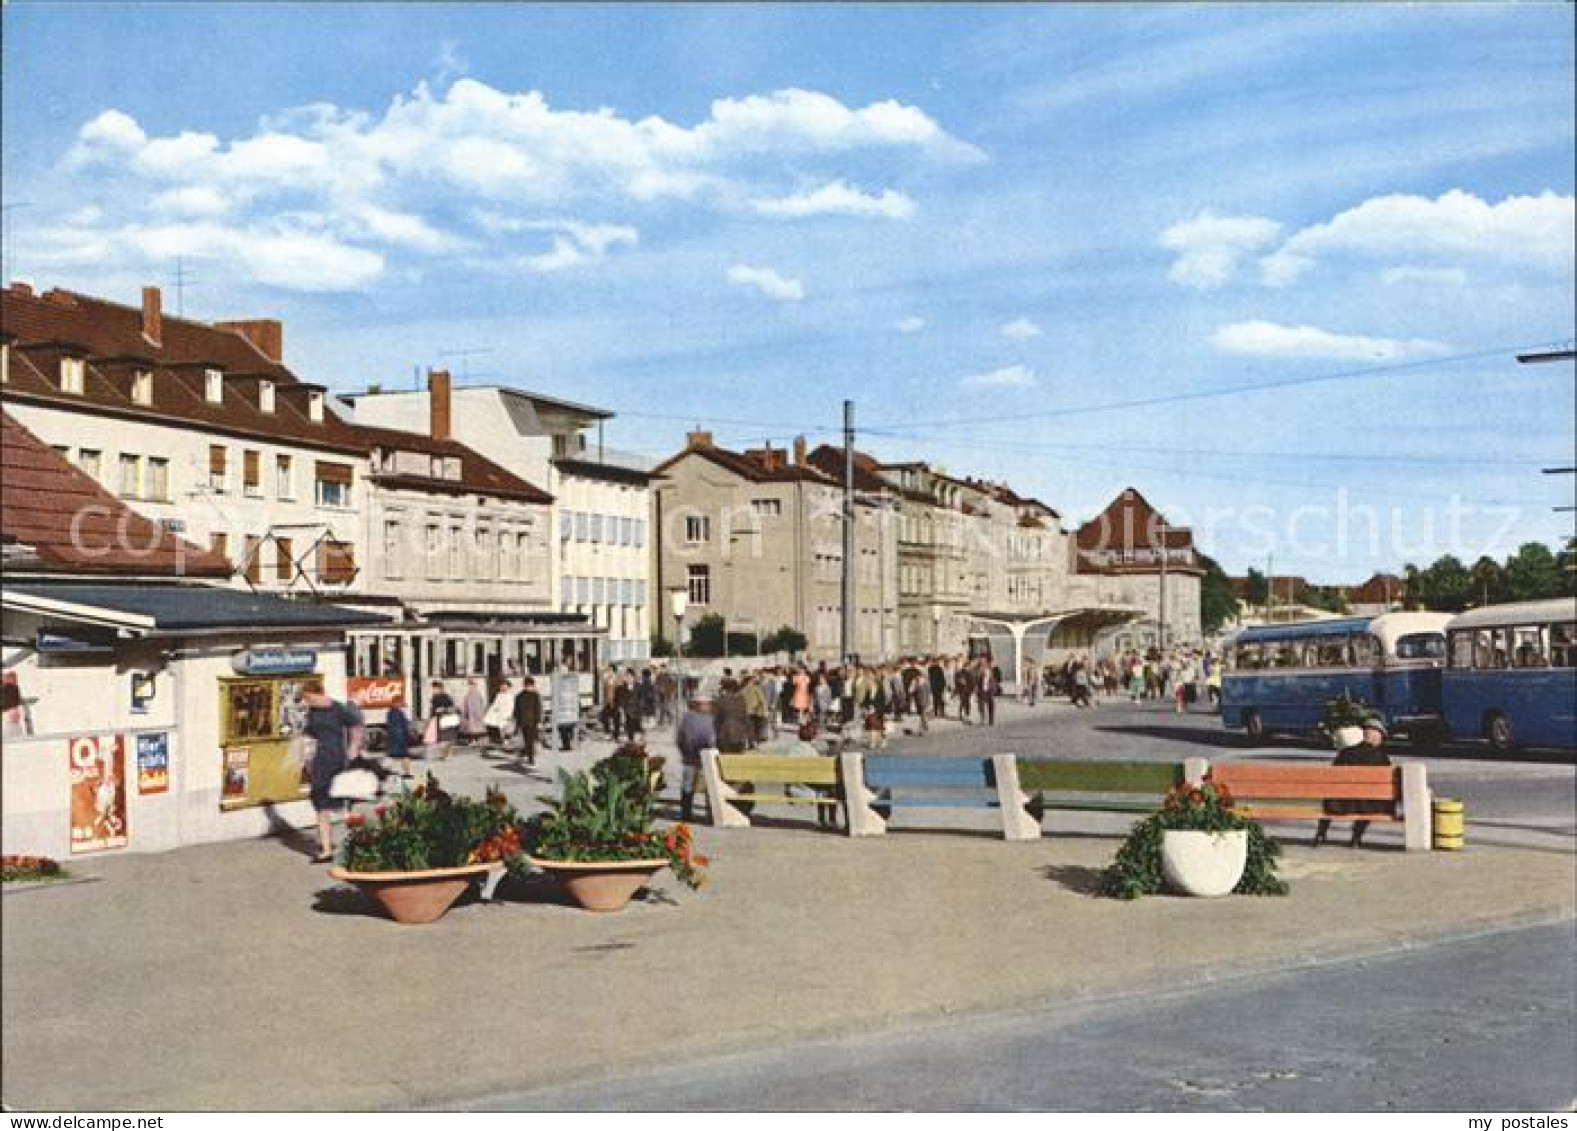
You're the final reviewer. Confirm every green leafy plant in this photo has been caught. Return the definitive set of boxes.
[1099,780,1288,899]
[522,751,708,888]
[1,855,68,883]
[341,776,522,872]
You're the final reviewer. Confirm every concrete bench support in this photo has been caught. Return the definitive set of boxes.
[991,753,1040,841]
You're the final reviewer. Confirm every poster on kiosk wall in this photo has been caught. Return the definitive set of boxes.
[69,735,129,854]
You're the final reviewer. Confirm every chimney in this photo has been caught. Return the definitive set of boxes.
[793,434,807,466]
[216,318,283,362]
[428,369,452,441]
[746,445,785,471]
[686,429,714,450]
[141,286,162,347]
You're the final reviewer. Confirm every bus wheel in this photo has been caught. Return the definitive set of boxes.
[1243,710,1264,741]
[1486,713,1516,753]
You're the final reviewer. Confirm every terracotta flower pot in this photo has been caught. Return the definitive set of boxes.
[1160,830,1248,897]
[329,862,502,924]
[527,856,668,912]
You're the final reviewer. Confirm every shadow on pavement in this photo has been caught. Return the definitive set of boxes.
[1039,863,1107,896]
[1093,724,1261,751]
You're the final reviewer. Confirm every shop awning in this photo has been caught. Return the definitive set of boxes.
[2,581,391,637]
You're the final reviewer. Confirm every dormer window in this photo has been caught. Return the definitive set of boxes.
[1,343,9,384]
[259,380,276,414]
[308,391,324,423]
[204,368,224,404]
[131,370,153,406]
[60,357,85,395]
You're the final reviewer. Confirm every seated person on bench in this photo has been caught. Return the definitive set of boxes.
[785,722,840,830]
[1315,712,1394,848]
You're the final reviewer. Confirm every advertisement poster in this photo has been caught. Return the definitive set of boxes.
[222,748,250,799]
[348,677,405,710]
[136,732,170,795]
[68,735,128,854]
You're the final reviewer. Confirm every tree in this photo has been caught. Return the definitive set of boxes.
[1303,585,1349,614]
[760,625,809,655]
[1242,568,1269,607]
[1503,542,1561,602]
[687,614,726,657]
[1470,555,1506,607]
[649,635,676,659]
[1198,554,1240,634]
[1410,554,1473,611]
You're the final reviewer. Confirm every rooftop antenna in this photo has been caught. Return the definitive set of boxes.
[1,202,31,281]
[437,347,492,382]
[170,256,198,317]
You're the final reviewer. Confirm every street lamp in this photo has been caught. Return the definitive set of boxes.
[668,586,689,695]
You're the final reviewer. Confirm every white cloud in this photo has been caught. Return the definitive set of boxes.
[1380,265,1468,287]
[1211,320,1450,361]
[1001,317,1042,339]
[895,316,926,333]
[49,78,975,291]
[727,264,804,302]
[753,180,916,220]
[1160,210,1283,289]
[962,363,1037,388]
[1260,189,1574,286]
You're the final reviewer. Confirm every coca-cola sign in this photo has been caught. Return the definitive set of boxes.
[347,677,405,709]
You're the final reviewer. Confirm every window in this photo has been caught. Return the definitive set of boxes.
[274,454,294,499]
[633,519,645,547]
[516,532,531,576]
[242,535,262,585]
[0,343,8,384]
[118,454,140,498]
[589,514,604,543]
[276,537,295,584]
[383,521,402,579]
[208,445,228,492]
[1549,622,1576,668]
[560,575,574,607]
[449,525,464,579]
[1351,634,1380,667]
[685,514,710,544]
[145,457,170,502]
[475,525,493,579]
[77,449,102,481]
[687,563,711,606]
[60,357,85,395]
[497,530,513,580]
[317,540,356,585]
[575,511,589,542]
[575,577,591,605]
[204,368,223,404]
[259,380,276,414]
[131,370,153,405]
[242,450,261,496]
[559,510,573,541]
[308,391,324,423]
[1512,625,1548,668]
[1394,633,1445,661]
[425,523,442,579]
[314,461,353,508]
[592,577,606,605]
[210,531,230,561]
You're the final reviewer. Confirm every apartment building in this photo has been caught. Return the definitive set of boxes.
[651,433,895,661]
[345,378,653,662]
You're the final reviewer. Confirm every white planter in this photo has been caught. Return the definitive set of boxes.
[1332,725,1364,751]
[1161,829,1248,897]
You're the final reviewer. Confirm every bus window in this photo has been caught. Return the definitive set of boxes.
[1512,625,1547,668]
[1352,634,1380,667]
[1394,633,1446,661]
[1317,638,1348,668]
[1272,641,1300,668]
[1473,628,1512,669]
[1551,623,1577,668]
[1450,631,1474,669]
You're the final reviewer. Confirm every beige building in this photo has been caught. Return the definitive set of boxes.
[650,433,895,661]
[1074,487,1204,652]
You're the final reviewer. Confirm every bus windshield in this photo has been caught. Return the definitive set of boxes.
[1394,633,1445,661]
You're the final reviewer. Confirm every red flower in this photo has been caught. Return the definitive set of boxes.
[345,813,366,828]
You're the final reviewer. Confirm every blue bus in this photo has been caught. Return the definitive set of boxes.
[1443,598,1577,753]
[1221,612,1451,742]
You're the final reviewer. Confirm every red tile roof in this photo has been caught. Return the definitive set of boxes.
[1074,487,1200,575]
[1,409,232,578]
[2,284,552,505]
[652,440,837,485]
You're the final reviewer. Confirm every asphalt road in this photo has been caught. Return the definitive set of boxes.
[483,917,1577,1112]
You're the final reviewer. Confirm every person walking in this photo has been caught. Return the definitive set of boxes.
[385,700,415,780]
[512,676,543,767]
[655,666,678,725]
[614,669,642,743]
[928,659,947,721]
[459,679,488,748]
[954,663,975,724]
[300,680,364,863]
[550,662,580,752]
[676,694,717,822]
[714,678,751,755]
[484,679,514,747]
[978,662,997,726]
[792,667,812,725]
[743,674,768,748]
[423,680,460,760]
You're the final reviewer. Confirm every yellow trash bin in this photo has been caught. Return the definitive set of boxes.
[1433,797,1465,850]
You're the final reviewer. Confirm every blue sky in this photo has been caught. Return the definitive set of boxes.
[4,3,1573,581]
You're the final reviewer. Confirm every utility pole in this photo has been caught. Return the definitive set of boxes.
[1157,516,1168,652]
[841,399,855,663]
[171,257,197,317]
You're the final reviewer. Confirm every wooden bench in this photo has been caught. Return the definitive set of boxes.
[842,753,1040,840]
[1016,758,1204,830]
[701,751,843,829]
[1210,762,1432,851]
